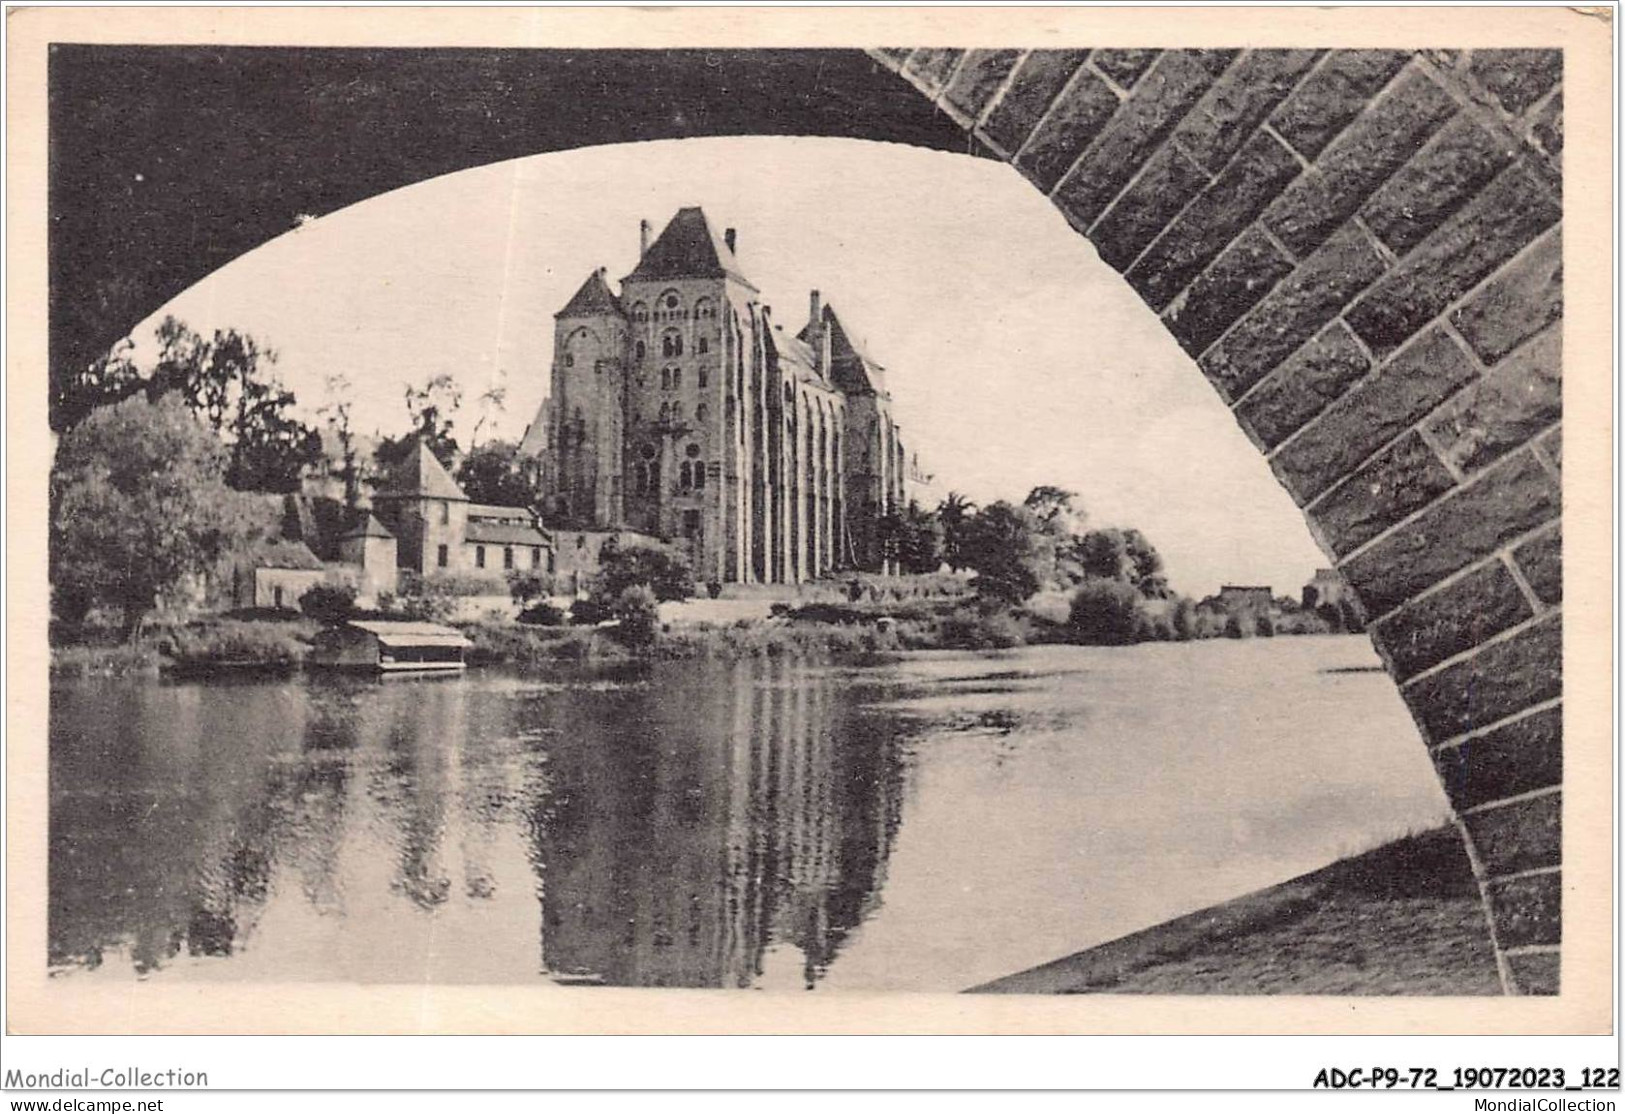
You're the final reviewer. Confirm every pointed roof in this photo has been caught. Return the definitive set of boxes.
[623,207,757,290]
[815,306,890,397]
[555,268,625,319]
[374,438,468,502]
[340,512,395,540]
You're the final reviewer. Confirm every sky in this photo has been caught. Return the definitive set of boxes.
[132,135,1328,598]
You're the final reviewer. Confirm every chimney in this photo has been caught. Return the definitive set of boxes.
[808,288,822,330]
[639,219,651,257]
[724,227,737,255]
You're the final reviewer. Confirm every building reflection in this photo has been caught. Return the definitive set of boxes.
[531,658,904,989]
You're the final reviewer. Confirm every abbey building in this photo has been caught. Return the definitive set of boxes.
[519,207,913,584]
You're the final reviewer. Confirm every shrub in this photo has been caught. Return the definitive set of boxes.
[596,539,695,603]
[400,569,509,598]
[611,584,661,647]
[1255,613,1276,637]
[706,580,723,599]
[162,620,309,669]
[1067,578,1142,645]
[571,596,610,626]
[299,582,357,624]
[508,570,557,605]
[518,600,568,627]
[1172,598,1197,641]
[1223,614,1247,639]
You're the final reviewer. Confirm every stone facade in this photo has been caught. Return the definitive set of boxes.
[877,46,1563,994]
[523,209,909,584]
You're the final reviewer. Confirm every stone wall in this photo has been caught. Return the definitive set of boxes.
[875,47,1564,995]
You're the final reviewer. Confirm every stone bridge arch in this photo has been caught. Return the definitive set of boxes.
[47,45,1565,993]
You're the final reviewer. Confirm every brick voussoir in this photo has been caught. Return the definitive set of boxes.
[1268,49,1414,160]
[1123,129,1302,306]
[1158,226,1295,353]
[1232,320,1371,450]
[1013,66,1120,193]
[1199,223,1389,403]
[1267,324,1477,503]
[1341,450,1561,620]
[1172,48,1322,174]
[979,49,1093,159]
[1401,613,1562,744]
[1344,163,1562,355]
[1462,788,1561,877]
[1052,49,1225,227]
[1308,431,1458,557]
[1375,558,1534,681]
[1430,703,1561,813]
[1487,870,1562,948]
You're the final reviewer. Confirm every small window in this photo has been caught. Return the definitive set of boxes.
[698,337,709,355]
[476,546,486,568]
[665,294,679,309]
[679,461,693,490]
[548,552,557,574]
[504,547,514,570]
[661,367,671,389]
[440,502,450,525]
[564,353,574,367]
[696,403,709,424]
[695,463,706,491]
[577,534,586,550]
[683,509,701,536]
[273,586,284,609]
[698,366,708,387]
[673,368,682,389]
[685,443,701,459]
[531,546,541,567]
[635,340,646,360]
[437,544,449,568]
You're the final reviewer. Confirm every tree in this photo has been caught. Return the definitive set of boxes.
[610,584,661,647]
[960,501,1041,604]
[1074,528,1132,582]
[456,440,536,507]
[1067,578,1142,645]
[593,538,695,605]
[469,380,509,448]
[376,374,462,473]
[300,583,357,624]
[318,373,366,508]
[146,318,321,493]
[1122,528,1171,599]
[1023,485,1083,536]
[53,336,143,432]
[936,491,976,572]
[1171,597,1198,641]
[50,394,268,639]
[879,500,943,575]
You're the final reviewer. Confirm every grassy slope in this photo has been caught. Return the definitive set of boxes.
[971,825,1502,996]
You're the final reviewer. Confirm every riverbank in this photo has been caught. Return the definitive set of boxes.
[51,585,1349,677]
[971,825,1501,995]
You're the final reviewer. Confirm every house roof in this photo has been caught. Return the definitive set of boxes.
[555,268,625,319]
[248,539,324,570]
[465,520,550,547]
[623,207,756,290]
[818,307,890,396]
[347,620,472,648]
[339,512,394,541]
[374,438,468,502]
[769,324,826,386]
[466,502,536,521]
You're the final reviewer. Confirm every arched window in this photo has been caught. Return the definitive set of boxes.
[631,302,648,323]
[563,352,574,367]
[673,368,682,389]
[695,403,709,424]
[784,382,794,404]
[698,336,709,354]
[672,402,684,424]
[662,332,683,358]
[635,340,646,360]
[698,366,708,388]
[694,464,706,491]
[679,461,693,490]
[658,402,670,422]
[661,367,671,389]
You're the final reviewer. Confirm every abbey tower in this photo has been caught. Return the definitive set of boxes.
[522,207,910,584]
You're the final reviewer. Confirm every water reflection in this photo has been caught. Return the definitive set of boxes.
[49,659,904,987]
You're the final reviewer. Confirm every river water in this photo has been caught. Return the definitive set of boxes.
[49,635,1450,991]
